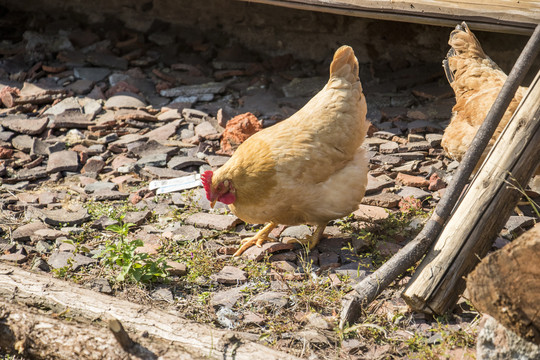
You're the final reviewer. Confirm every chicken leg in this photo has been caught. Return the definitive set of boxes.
[233,222,277,256]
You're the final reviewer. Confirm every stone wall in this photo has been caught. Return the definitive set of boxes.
[1,0,536,78]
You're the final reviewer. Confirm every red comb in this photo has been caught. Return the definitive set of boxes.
[201,171,213,200]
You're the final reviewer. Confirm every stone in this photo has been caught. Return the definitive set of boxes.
[396,172,430,187]
[394,152,426,161]
[31,258,50,272]
[168,156,206,170]
[121,211,150,226]
[171,225,202,242]
[47,250,97,270]
[379,141,399,154]
[0,115,48,135]
[353,205,390,222]
[281,225,311,239]
[242,242,296,261]
[407,133,425,142]
[93,190,129,201]
[504,216,536,236]
[104,92,147,108]
[66,79,94,95]
[242,312,265,325]
[129,140,178,158]
[12,222,48,242]
[165,261,188,276]
[32,228,65,241]
[185,213,241,231]
[12,135,34,152]
[426,133,443,147]
[194,121,219,138]
[366,174,395,195]
[50,111,94,129]
[150,287,174,302]
[407,141,431,152]
[306,312,332,330]
[251,291,288,308]
[39,207,91,227]
[47,150,79,173]
[84,181,117,193]
[9,167,48,182]
[0,146,13,159]
[210,285,247,309]
[160,82,226,97]
[211,265,247,284]
[144,121,179,141]
[370,154,403,166]
[428,173,447,191]
[318,251,340,270]
[362,193,402,208]
[85,278,113,294]
[219,112,262,155]
[91,216,118,230]
[35,240,52,254]
[477,315,540,360]
[81,157,105,174]
[272,260,298,273]
[206,155,230,168]
[87,52,128,70]
[141,166,190,179]
[0,253,27,263]
[58,242,76,252]
[375,241,403,257]
[137,153,168,167]
[74,67,111,82]
[396,186,432,200]
[44,97,82,116]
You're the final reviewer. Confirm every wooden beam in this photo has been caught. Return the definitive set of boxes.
[402,69,540,314]
[236,0,540,35]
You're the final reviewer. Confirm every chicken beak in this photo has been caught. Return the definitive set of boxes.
[210,199,217,208]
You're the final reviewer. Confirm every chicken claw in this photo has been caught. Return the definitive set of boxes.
[233,222,277,256]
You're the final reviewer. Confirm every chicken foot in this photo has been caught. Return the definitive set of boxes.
[233,222,277,256]
[291,224,327,250]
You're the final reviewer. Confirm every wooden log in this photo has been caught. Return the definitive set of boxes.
[401,70,540,314]
[467,223,540,345]
[0,302,195,359]
[0,263,300,360]
[237,0,540,35]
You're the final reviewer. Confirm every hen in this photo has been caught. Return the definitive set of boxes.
[441,22,527,170]
[202,45,370,256]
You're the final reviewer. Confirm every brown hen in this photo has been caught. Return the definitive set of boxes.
[202,45,370,256]
[442,22,528,171]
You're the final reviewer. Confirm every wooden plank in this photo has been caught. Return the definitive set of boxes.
[237,0,540,34]
[401,69,540,314]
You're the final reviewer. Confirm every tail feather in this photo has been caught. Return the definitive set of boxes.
[442,21,501,86]
[329,45,359,83]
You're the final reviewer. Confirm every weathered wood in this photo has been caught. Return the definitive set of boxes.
[402,69,540,314]
[339,24,540,328]
[0,263,300,360]
[0,301,192,359]
[467,223,540,345]
[237,0,540,35]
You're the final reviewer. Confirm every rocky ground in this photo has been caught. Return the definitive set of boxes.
[0,9,539,360]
